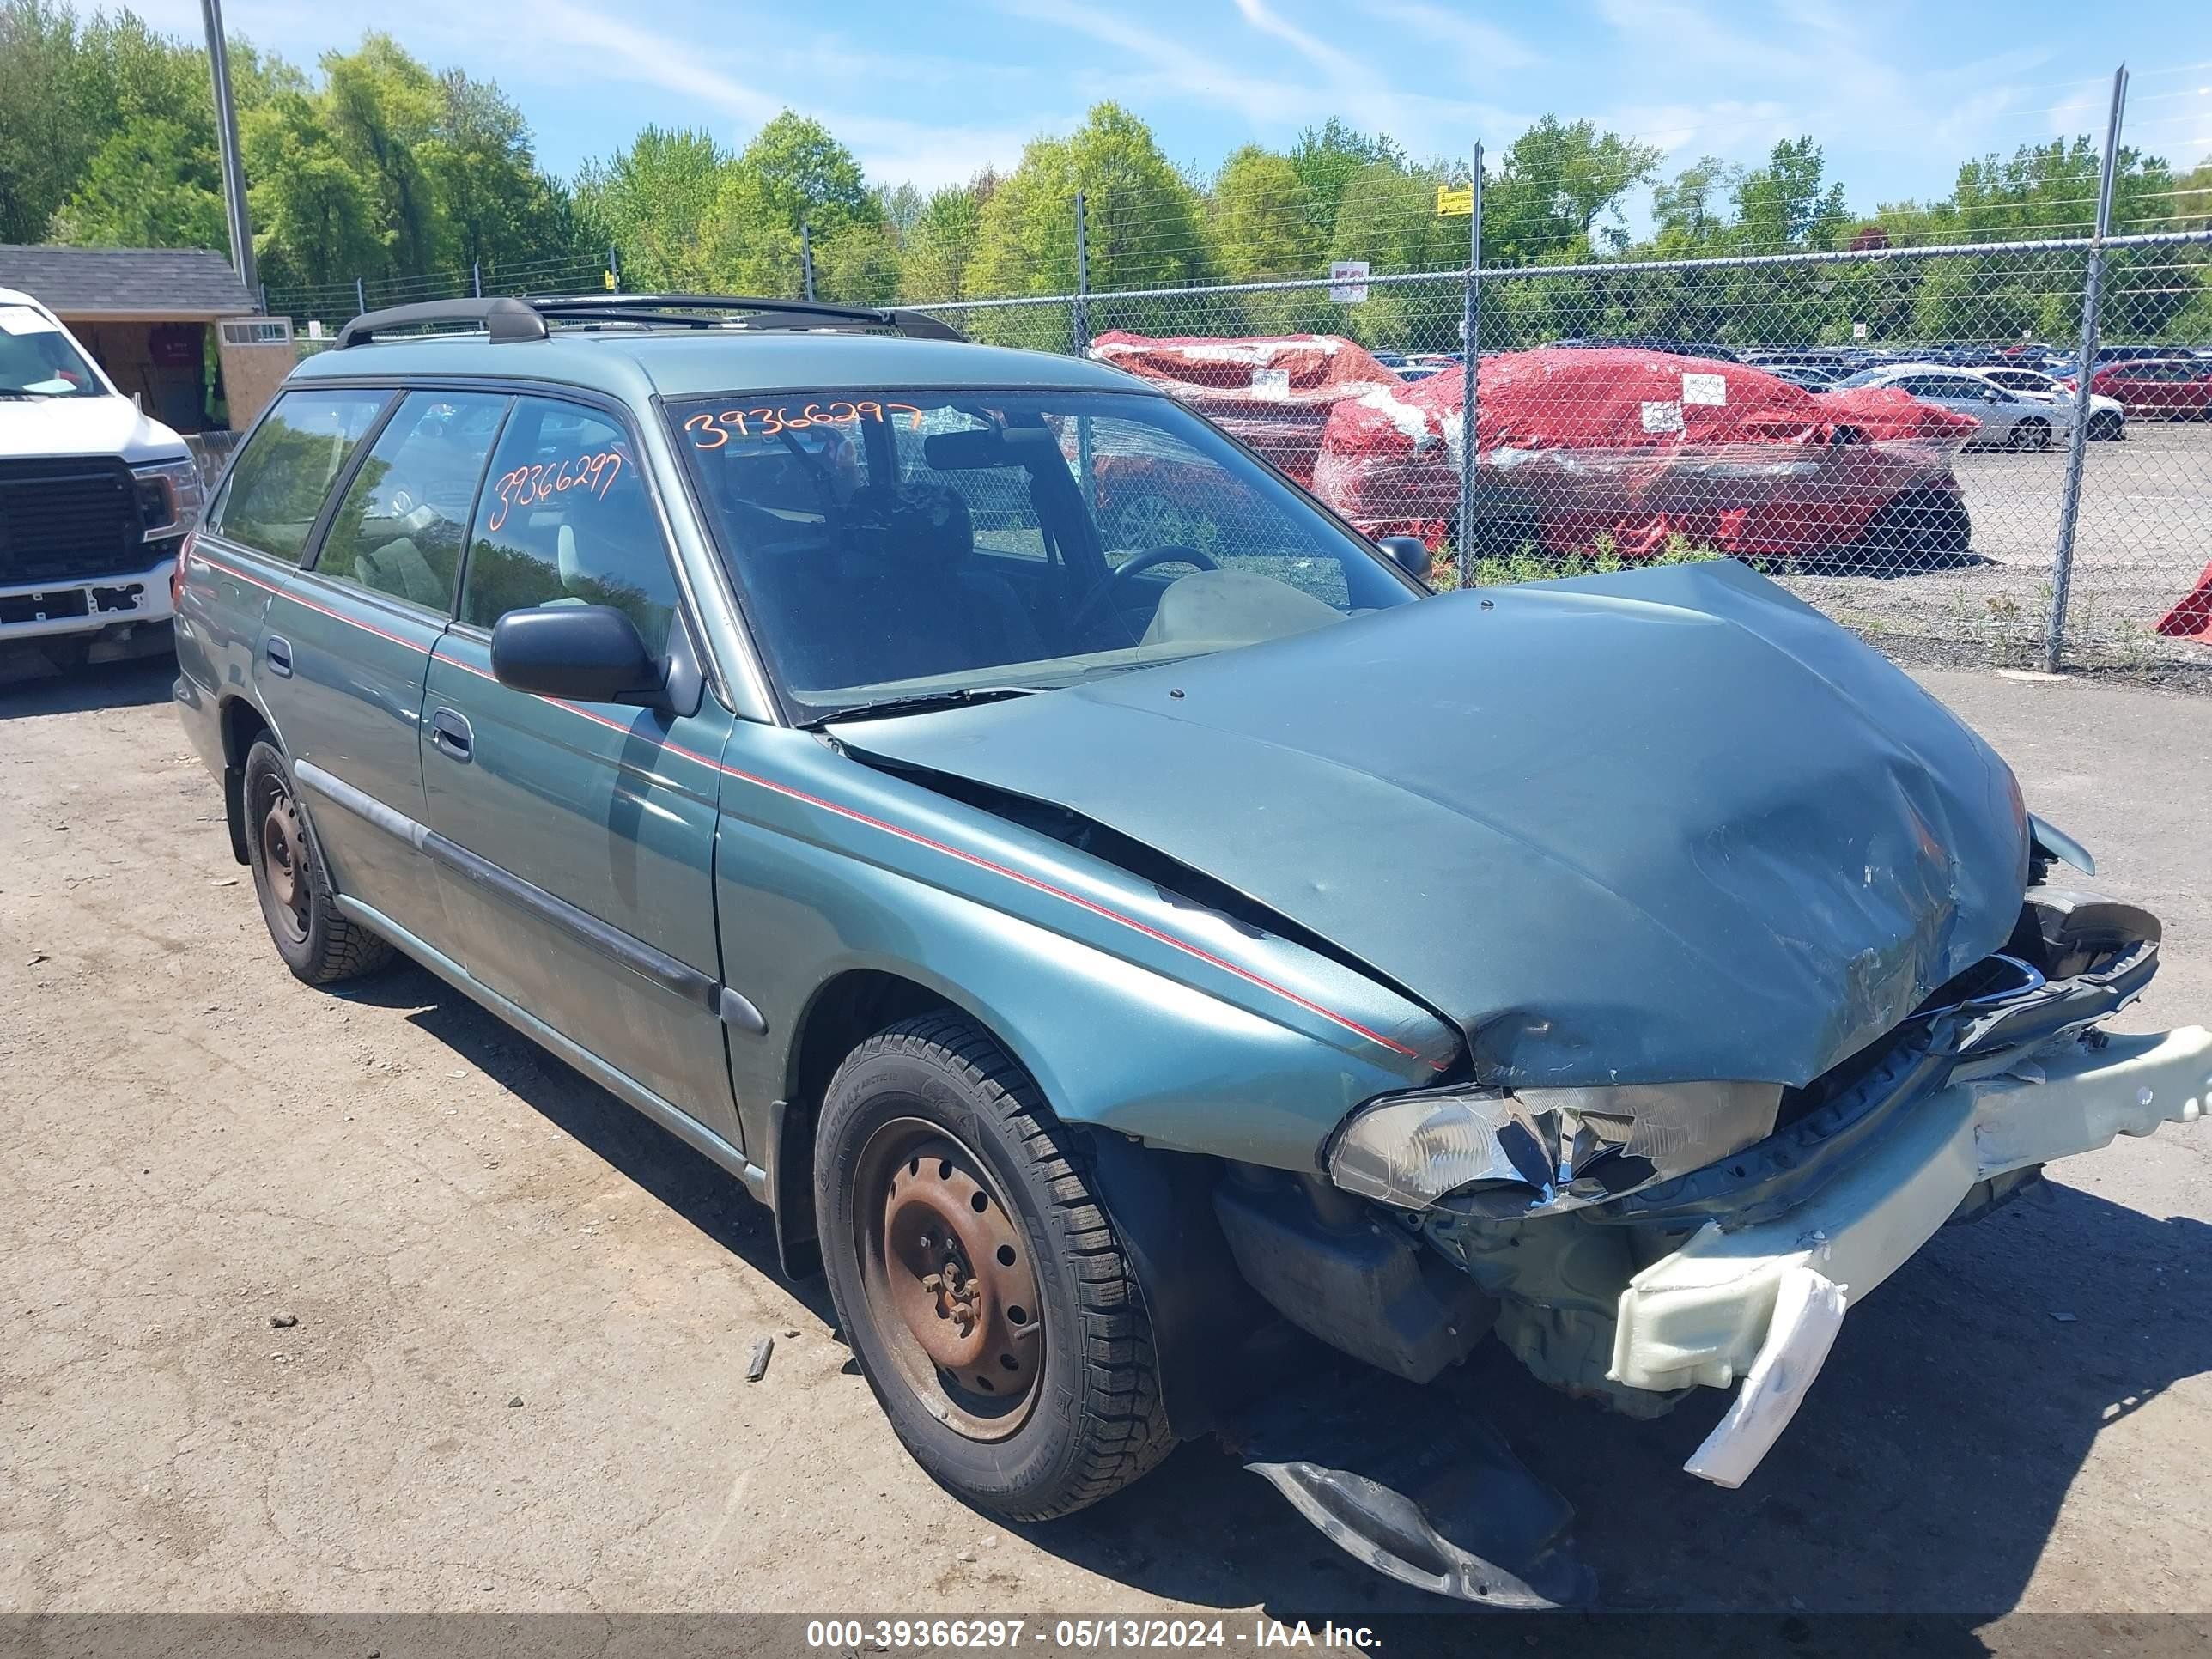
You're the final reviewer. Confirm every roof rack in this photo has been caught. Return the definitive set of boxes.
[334,292,964,349]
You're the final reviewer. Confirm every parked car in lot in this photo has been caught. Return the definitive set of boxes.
[1978,364,2125,440]
[0,285,204,665]
[174,295,2206,1601]
[1826,362,2068,449]
[2087,357,2212,419]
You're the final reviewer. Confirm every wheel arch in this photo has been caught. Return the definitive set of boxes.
[217,695,275,864]
[770,969,1269,1440]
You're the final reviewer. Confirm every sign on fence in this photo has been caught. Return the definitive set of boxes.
[1329,260,1370,303]
[1436,184,1474,216]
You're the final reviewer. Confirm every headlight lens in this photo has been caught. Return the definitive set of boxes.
[133,458,205,540]
[1328,1079,1783,1216]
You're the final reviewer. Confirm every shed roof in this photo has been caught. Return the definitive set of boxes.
[0,245,254,318]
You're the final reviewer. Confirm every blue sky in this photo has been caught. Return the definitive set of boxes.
[140,0,2212,218]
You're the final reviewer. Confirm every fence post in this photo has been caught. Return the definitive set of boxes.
[471,260,482,298]
[800,223,816,301]
[2045,64,2129,672]
[257,281,268,315]
[1073,191,1091,358]
[1455,143,1484,589]
[355,276,366,317]
[608,245,621,294]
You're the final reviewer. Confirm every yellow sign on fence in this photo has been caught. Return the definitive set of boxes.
[1436,184,1474,216]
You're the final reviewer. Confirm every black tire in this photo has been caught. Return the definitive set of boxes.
[2088,410,2124,441]
[814,1012,1174,1522]
[241,738,395,985]
[1863,489,1972,561]
[2009,416,2051,452]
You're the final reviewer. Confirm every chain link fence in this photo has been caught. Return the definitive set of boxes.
[907,226,2212,678]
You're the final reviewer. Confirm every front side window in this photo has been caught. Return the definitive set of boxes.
[315,391,508,611]
[210,388,391,563]
[669,390,1419,720]
[460,397,680,655]
[0,304,103,398]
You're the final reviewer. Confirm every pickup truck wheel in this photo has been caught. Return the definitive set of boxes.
[815,1013,1175,1522]
[241,739,394,985]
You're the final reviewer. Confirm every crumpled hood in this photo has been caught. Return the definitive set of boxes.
[836,560,2029,1089]
[0,394,185,464]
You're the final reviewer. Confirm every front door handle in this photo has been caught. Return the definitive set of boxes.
[429,707,473,763]
[264,635,293,678]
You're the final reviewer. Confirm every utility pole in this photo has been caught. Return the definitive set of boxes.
[200,0,257,300]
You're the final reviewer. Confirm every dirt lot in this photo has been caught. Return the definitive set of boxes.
[1778,422,2212,672]
[2,652,2209,1627]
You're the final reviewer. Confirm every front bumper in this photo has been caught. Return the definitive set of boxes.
[1613,1023,2209,1485]
[0,553,176,642]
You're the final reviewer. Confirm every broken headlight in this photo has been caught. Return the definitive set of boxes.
[1328,1080,1783,1217]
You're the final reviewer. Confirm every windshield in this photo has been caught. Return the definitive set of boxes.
[670,388,1423,721]
[0,305,105,398]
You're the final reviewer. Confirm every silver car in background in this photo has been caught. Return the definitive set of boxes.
[1979,364,2127,441]
[1827,362,2069,450]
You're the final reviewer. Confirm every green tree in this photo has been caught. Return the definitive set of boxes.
[50,117,226,249]
[574,125,731,291]
[1485,117,1662,263]
[243,89,386,293]
[899,179,988,302]
[422,70,580,279]
[813,220,902,304]
[1211,143,1338,334]
[701,112,878,294]
[0,1,94,242]
[1731,137,1849,251]
[1288,118,1402,244]
[1651,155,1738,246]
[319,34,447,278]
[965,103,1214,344]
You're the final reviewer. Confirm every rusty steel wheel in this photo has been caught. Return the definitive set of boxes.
[854,1119,1045,1440]
[814,1013,1176,1520]
[254,772,313,946]
[240,738,394,986]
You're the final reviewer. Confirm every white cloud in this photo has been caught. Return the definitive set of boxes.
[1358,0,1535,71]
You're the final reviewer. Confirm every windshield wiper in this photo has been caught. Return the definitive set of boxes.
[808,684,1048,728]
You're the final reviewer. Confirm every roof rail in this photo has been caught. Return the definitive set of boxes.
[335,292,966,349]
[526,293,966,341]
[336,296,547,349]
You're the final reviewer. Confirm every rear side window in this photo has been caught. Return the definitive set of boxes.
[459,397,678,655]
[211,389,389,563]
[314,392,508,611]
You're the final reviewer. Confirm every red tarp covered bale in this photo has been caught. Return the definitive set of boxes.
[1310,347,1979,561]
[1089,331,1405,487]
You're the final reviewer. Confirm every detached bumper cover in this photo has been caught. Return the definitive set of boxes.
[1609,1024,2210,1483]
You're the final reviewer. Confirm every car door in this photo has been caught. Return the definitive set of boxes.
[181,388,386,759]
[419,392,740,1144]
[258,389,507,950]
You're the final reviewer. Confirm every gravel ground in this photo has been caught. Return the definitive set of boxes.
[1,652,2208,1632]
[1777,422,2212,672]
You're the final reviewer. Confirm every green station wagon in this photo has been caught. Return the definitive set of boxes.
[175,294,2207,1604]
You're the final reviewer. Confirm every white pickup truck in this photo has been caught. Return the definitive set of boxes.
[1,286,204,665]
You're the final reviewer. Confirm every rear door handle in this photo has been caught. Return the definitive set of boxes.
[429,707,473,763]
[264,635,292,678]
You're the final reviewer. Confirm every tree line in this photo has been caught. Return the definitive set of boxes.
[5,1,2206,348]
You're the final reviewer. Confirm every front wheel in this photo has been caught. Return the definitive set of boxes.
[2009,416,2052,452]
[814,1013,1175,1522]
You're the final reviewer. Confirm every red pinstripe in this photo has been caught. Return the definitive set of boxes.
[192,549,1434,1065]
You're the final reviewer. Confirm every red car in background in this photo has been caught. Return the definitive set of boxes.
[2087,358,2212,418]
[1311,346,1979,564]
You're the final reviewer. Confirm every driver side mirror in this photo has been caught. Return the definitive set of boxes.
[490,605,665,707]
[1374,535,1432,580]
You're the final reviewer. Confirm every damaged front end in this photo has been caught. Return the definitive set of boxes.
[1310,878,2206,1488]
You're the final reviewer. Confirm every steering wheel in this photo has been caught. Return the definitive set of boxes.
[1068,544,1218,642]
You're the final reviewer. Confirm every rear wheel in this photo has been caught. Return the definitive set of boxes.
[2009,416,2052,452]
[242,739,394,985]
[815,1013,1175,1521]
[2087,410,2124,441]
